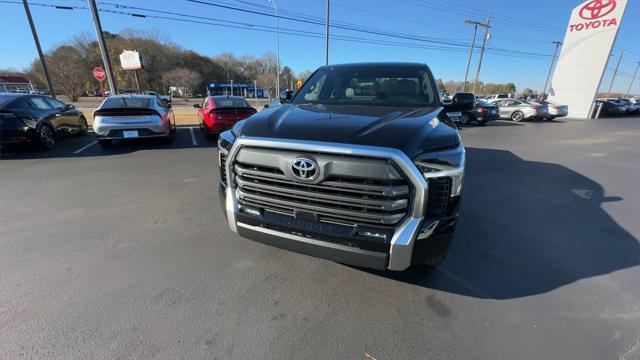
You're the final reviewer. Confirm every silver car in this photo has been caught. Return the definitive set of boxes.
[533,100,568,119]
[490,99,549,122]
[92,95,176,147]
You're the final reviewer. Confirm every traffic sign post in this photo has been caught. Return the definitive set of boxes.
[93,67,106,97]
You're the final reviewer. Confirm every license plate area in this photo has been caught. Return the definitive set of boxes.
[446,112,462,120]
[123,130,139,138]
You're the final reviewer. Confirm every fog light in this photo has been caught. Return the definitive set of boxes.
[358,230,387,240]
[240,205,262,217]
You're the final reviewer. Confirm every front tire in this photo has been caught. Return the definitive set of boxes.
[511,111,524,122]
[37,124,55,150]
[78,116,88,136]
[460,112,472,124]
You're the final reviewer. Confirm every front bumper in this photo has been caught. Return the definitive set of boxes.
[218,137,460,271]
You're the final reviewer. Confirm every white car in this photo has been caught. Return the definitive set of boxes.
[490,99,550,122]
[531,100,568,119]
[92,95,176,147]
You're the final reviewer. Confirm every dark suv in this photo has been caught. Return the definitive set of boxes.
[217,63,473,271]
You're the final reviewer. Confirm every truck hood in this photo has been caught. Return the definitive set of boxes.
[236,104,459,157]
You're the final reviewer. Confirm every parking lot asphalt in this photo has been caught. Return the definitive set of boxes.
[1,119,639,360]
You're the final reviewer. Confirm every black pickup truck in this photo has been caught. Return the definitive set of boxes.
[217,63,473,271]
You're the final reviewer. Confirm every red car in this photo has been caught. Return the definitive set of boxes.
[194,95,257,136]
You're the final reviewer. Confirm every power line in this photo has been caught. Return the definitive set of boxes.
[399,0,563,35]
[182,0,555,58]
[0,0,563,65]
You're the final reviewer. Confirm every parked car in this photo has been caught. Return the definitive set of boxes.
[610,98,637,114]
[92,94,176,147]
[489,99,549,121]
[142,91,171,104]
[217,62,474,271]
[628,97,640,114]
[461,99,499,125]
[0,93,87,150]
[194,95,257,136]
[594,99,625,117]
[263,90,293,109]
[486,94,509,101]
[530,100,568,120]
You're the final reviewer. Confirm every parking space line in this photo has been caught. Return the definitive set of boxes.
[72,140,97,154]
[189,127,198,146]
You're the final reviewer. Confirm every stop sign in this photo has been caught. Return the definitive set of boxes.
[92,67,106,82]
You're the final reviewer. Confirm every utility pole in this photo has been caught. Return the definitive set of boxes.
[268,0,280,96]
[23,0,56,98]
[87,0,117,95]
[325,0,330,65]
[605,51,624,99]
[472,15,491,95]
[623,61,640,98]
[462,20,481,92]
[540,41,562,100]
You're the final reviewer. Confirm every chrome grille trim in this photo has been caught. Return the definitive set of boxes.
[223,137,429,271]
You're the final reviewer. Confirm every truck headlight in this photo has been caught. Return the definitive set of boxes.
[218,129,235,153]
[413,144,465,196]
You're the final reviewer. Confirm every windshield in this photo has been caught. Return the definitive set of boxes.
[291,65,437,107]
[476,100,492,106]
[213,97,251,108]
[102,97,151,109]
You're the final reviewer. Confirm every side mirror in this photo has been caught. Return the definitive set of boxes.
[444,92,475,112]
[193,104,201,108]
[279,90,293,103]
[65,104,75,110]
[166,103,172,109]
[263,104,269,109]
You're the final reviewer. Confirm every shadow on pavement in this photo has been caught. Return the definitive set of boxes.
[0,126,217,160]
[363,147,639,299]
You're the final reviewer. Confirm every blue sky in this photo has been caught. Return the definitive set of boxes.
[1,0,639,94]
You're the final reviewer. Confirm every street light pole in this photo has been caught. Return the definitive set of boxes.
[87,0,117,95]
[623,61,640,98]
[22,0,56,98]
[268,0,280,96]
[462,20,480,92]
[472,15,491,95]
[541,41,562,100]
[606,51,624,99]
[325,0,330,65]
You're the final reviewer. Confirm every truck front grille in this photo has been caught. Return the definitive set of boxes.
[233,158,411,227]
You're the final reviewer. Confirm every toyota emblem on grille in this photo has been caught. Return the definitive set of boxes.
[290,158,319,181]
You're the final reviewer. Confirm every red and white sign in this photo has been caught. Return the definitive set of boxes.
[569,0,619,32]
[549,0,628,118]
[119,50,143,70]
[93,67,106,82]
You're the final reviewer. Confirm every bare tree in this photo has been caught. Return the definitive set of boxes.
[28,46,89,101]
[163,67,202,100]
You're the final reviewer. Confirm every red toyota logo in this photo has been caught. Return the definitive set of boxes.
[579,0,616,20]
